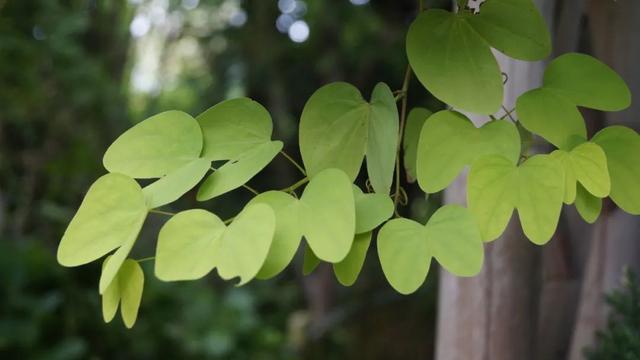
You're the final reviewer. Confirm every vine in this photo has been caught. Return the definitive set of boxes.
[56,0,638,328]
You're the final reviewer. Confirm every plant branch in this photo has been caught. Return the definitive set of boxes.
[393,64,412,216]
[279,150,307,176]
[149,209,175,216]
[137,256,155,263]
[279,176,309,193]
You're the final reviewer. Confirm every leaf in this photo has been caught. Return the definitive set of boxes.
[406,10,503,114]
[155,209,226,281]
[103,111,203,178]
[197,98,274,160]
[214,203,276,285]
[142,158,211,209]
[366,82,399,194]
[377,205,483,294]
[57,173,147,267]
[377,218,429,295]
[516,88,586,150]
[353,185,394,234]
[99,235,137,294]
[334,232,372,286]
[196,141,283,201]
[298,82,399,190]
[101,258,144,329]
[416,110,520,193]
[592,126,640,214]
[426,205,483,276]
[403,108,432,182]
[300,168,356,262]
[467,154,564,244]
[465,0,551,60]
[543,53,631,111]
[302,244,321,275]
[551,142,610,204]
[248,191,303,279]
[575,183,602,224]
[299,82,368,180]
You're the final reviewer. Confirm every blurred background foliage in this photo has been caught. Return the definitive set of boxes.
[0,0,446,358]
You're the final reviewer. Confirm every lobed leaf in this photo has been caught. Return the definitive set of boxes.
[334,232,372,286]
[101,257,144,329]
[353,185,394,234]
[575,184,602,224]
[142,158,211,209]
[366,82,399,194]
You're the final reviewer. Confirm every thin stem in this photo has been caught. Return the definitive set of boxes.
[224,216,235,225]
[393,64,413,216]
[501,106,517,122]
[279,150,306,176]
[149,209,175,216]
[279,176,309,193]
[137,256,155,263]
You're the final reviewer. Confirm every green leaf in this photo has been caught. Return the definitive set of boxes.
[366,82,399,194]
[406,10,503,114]
[334,232,372,286]
[298,82,399,190]
[426,205,483,276]
[215,203,276,285]
[99,235,137,294]
[303,244,321,275]
[403,108,432,182]
[377,205,483,294]
[592,126,640,214]
[465,0,551,61]
[551,142,610,204]
[543,53,631,111]
[101,258,144,329]
[353,185,394,234]
[103,111,203,178]
[248,191,303,279]
[300,168,356,262]
[57,173,147,267]
[377,218,429,295]
[299,82,368,180]
[467,154,564,244]
[155,209,225,281]
[575,183,602,224]
[197,98,274,160]
[142,158,211,209]
[416,110,520,193]
[196,141,282,201]
[516,88,587,150]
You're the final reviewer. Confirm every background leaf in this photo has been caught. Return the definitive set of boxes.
[403,108,432,182]
[406,10,503,114]
[575,183,602,224]
[103,111,203,178]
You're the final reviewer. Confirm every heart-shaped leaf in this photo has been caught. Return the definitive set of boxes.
[334,232,372,286]
[551,142,610,204]
[155,209,226,281]
[468,154,564,244]
[299,82,398,193]
[214,203,276,285]
[197,98,274,160]
[407,10,503,114]
[378,205,483,294]
[353,185,394,234]
[575,183,602,224]
[403,108,432,182]
[300,168,356,262]
[248,191,303,279]
[196,141,282,201]
[464,0,551,61]
[592,126,640,214]
[516,88,587,150]
[103,111,203,178]
[417,110,520,193]
[142,158,211,209]
[57,173,147,267]
[543,53,631,111]
[101,257,144,329]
